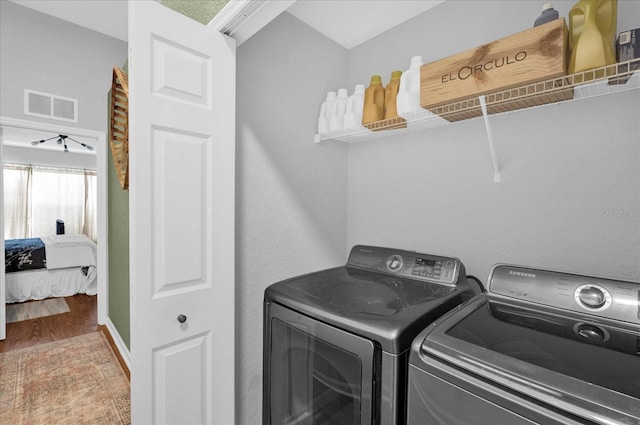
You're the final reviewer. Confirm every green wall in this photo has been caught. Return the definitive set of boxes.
[107,82,130,349]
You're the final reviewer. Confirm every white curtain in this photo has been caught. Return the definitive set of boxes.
[3,164,32,239]
[3,164,97,241]
[82,170,97,241]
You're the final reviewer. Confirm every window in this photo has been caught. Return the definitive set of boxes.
[3,164,97,241]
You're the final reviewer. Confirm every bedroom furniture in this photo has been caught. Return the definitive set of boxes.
[4,234,97,303]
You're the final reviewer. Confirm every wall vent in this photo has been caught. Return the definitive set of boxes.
[24,89,78,123]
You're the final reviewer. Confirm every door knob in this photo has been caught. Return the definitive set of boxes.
[177,314,187,324]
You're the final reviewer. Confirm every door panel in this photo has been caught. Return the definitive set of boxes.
[150,35,212,106]
[151,127,210,295]
[153,332,212,424]
[129,1,235,424]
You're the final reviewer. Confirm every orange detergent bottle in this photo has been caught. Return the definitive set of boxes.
[384,70,402,120]
[362,75,385,124]
[568,0,617,74]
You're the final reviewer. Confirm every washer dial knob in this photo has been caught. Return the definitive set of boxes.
[574,284,612,311]
[576,324,606,343]
[573,322,611,344]
[579,286,605,308]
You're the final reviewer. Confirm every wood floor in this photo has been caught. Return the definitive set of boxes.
[0,294,97,353]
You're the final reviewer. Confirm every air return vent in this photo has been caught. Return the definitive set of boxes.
[24,89,78,123]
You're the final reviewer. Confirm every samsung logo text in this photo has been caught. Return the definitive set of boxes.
[509,270,536,279]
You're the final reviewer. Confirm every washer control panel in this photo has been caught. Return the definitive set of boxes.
[489,264,640,324]
[348,245,461,285]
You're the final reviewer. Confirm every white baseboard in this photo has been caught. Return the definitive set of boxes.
[105,317,131,370]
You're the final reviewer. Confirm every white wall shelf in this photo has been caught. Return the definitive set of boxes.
[315,59,640,145]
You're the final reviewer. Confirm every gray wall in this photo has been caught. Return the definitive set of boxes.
[241,1,639,423]
[0,1,127,134]
[236,12,349,425]
[346,0,640,282]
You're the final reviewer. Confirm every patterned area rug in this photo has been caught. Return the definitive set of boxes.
[0,332,130,424]
[6,298,70,323]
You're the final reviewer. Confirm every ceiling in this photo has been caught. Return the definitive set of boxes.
[9,0,445,49]
[9,0,129,42]
[287,1,445,49]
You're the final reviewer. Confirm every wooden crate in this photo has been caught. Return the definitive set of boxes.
[421,18,572,121]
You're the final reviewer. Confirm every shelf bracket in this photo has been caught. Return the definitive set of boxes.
[478,95,501,183]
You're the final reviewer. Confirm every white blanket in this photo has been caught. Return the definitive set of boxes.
[40,234,97,270]
[6,268,97,303]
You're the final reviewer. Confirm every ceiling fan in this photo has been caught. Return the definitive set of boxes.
[30,134,94,152]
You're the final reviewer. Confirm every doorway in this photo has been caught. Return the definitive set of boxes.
[0,116,108,341]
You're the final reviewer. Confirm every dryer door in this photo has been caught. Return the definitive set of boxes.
[264,302,376,425]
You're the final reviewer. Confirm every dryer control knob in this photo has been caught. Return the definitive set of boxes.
[578,286,606,308]
[386,255,403,272]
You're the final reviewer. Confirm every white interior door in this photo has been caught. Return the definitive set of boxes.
[128,1,236,424]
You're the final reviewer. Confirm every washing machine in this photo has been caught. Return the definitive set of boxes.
[407,264,640,425]
[262,245,482,425]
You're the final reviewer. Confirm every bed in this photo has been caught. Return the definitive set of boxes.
[4,234,97,303]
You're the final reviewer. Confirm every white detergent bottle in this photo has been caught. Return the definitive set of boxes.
[343,84,365,130]
[329,88,348,131]
[317,91,336,134]
[397,55,423,119]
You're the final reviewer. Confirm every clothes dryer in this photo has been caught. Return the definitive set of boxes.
[263,245,481,425]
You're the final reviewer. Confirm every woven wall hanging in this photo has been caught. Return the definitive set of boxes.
[110,66,129,190]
